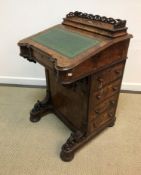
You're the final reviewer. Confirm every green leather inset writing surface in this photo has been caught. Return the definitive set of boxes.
[32,27,101,58]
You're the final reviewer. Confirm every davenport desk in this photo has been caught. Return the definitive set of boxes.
[18,11,132,161]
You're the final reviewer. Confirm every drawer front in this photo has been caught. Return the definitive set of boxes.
[91,94,118,120]
[89,108,115,132]
[33,50,54,69]
[92,62,125,91]
[93,78,121,106]
[95,109,114,127]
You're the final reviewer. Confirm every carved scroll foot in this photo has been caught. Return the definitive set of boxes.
[60,131,86,161]
[30,96,53,123]
[60,150,74,162]
[109,118,116,127]
[30,114,42,123]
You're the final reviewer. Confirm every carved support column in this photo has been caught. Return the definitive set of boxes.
[30,68,53,122]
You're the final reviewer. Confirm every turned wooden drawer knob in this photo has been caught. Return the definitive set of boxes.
[98,78,104,82]
[97,78,104,89]
[108,113,114,117]
[115,70,121,74]
[96,95,102,99]
[95,110,100,115]
[112,86,118,91]
[110,100,116,105]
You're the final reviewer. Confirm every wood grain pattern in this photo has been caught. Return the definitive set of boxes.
[18,12,132,162]
[18,24,132,70]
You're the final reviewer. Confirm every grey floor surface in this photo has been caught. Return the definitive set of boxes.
[0,86,141,175]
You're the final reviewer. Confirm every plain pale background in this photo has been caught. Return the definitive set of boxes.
[0,0,141,90]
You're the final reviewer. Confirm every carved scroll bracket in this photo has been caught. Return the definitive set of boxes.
[19,44,36,63]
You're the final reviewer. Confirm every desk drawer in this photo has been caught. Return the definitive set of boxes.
[92,62,125,91]
[89,106,116,132]
[33,50,54,69]
[92,78,121,106]
[94,94,118,116]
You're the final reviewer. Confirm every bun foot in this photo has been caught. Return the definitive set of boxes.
[109,122,115,127]
[30,114,41,122]
[60,150,74,162]
[109,118,116,127]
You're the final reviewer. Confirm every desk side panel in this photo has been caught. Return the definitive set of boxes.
[48,69,89,131]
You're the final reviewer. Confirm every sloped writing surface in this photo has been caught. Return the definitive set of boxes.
[32,26,101,58]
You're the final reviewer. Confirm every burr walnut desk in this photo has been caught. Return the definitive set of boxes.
[18,11,132,162]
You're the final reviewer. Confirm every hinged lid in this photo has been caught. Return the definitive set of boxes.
[18,12,132,71]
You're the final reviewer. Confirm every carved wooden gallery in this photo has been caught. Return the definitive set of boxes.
[18,11,132,161]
